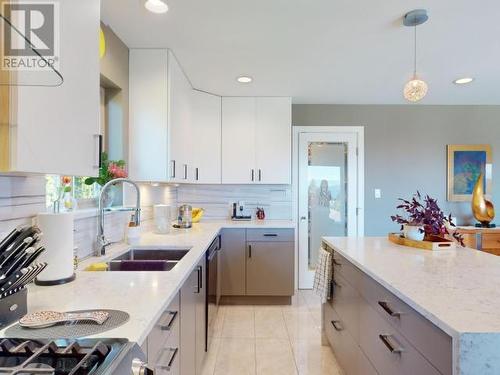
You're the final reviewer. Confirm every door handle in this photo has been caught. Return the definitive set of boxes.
[251,169,254,182]
[248,244,252,258]
[170,160,176,178]
[93,134,102,169]
[331,320,343,331]
[159,311,178,331]
[379,334,404,354]
[378,301,402,317]
[195,167,199,181]
[195,266,202,293]
[183,164,188,180]
[258,169,262,181]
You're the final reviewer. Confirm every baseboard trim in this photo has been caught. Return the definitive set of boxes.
[220,295,292,305]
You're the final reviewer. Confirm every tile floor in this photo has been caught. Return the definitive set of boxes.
[201,290,344,375]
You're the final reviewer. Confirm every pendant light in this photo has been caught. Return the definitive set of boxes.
[403,9,429,102]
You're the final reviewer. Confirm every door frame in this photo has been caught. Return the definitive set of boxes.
[292,126,365,289]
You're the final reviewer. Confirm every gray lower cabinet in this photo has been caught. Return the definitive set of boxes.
[180,257,206,375]
[324,247,452,375]
[220,229,246,295]
[246,241,294,295]
[144,292,181,375]
[220,228,294,297]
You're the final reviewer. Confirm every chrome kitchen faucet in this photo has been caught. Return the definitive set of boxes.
[95,178,141,257]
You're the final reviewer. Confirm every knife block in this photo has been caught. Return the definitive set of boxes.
[0,288,27,329]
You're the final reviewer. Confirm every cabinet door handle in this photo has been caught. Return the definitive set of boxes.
[170,160,176,178]
[378,301,402,317]
[331,320,343,331]
[258,169,262,181]
[263,233,278,237]
[159,311,178,331]
[93,134,102,169]
[248,244,252,258]
[183,164,188,180]
[195,265,202,293]
[157,347,179,371]
[379,334,404,354]
[251,169,255,182]
[195,167,199,181]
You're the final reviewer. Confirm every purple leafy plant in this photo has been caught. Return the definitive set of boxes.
[391,191,464,246]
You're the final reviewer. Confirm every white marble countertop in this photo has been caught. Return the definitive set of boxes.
[323,236,500,375]
[0,220,295,345]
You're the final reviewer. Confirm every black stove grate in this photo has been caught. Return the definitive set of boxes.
[0,339,112,375]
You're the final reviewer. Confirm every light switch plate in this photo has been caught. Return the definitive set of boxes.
[374,189,382,199]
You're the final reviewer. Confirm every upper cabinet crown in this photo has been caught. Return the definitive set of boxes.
[1,0,100,176]
[221,97,291,184]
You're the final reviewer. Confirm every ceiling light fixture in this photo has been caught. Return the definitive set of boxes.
[144,0,168,14]
[454,77,474,85]
[403,9,429,103]
[237,76,253,83]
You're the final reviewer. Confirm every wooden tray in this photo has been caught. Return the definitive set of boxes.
[388,233,456,251]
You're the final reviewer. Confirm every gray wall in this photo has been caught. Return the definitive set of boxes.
[292,105,500,236]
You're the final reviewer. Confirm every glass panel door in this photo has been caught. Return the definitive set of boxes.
[298,132,358,288]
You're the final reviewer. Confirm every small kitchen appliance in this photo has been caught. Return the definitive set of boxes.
[175,205,193,228]
[231,201,251,221]
[206,235,221,351]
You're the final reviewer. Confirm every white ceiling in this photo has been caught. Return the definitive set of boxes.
[101,0,500,104]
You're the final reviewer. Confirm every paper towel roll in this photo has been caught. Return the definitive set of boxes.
[35,212,75,285]
[154,205,172,234]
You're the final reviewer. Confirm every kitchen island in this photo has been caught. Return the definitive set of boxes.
[322,236,500,375]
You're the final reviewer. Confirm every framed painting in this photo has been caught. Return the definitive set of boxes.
[447,144,492,202]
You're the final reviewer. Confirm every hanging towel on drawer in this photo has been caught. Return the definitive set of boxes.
[313,247,333,303]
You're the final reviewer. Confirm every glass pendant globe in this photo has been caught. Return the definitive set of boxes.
[403,77,428,102]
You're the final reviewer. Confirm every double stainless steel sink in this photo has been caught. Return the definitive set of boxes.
[101,248,190,272]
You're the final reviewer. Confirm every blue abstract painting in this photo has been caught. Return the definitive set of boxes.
[453,150,487,195]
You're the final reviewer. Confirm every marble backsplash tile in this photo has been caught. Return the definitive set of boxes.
[177,184,293,220]
[0,176,177,259]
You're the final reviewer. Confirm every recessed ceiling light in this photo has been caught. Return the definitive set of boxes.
[453,77,474,85]
[145,0,168,14]
[237,76,253,84]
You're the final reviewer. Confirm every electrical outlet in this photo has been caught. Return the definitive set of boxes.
[374,189,382,199]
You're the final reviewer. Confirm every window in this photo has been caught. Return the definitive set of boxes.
[46,175,100,209]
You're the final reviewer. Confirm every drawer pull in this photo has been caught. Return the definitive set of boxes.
[331,320,343,331]
[157,347,179,371]
[378,301,402,317]
[263,233,278,237]
[379,334,404,354]
[332,258,342,266]
[159,311,178,331]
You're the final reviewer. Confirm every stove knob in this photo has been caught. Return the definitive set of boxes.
[132,358,154,375]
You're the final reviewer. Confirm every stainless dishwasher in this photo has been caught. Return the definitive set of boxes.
[206,235,221,351]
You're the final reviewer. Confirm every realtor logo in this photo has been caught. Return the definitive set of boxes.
[1,1,60,71]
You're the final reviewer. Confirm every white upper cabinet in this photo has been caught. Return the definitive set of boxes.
[168,51,193,183]
[221,97,257,184]
[255,97,292,184]
[191,90,221,184]
[1,0,100,176]
[221,97,291,184]
[129,49,169,182]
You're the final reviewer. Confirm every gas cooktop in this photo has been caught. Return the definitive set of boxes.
[0,338,129,375]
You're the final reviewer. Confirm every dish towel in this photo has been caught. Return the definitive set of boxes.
[313,247,333,303]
